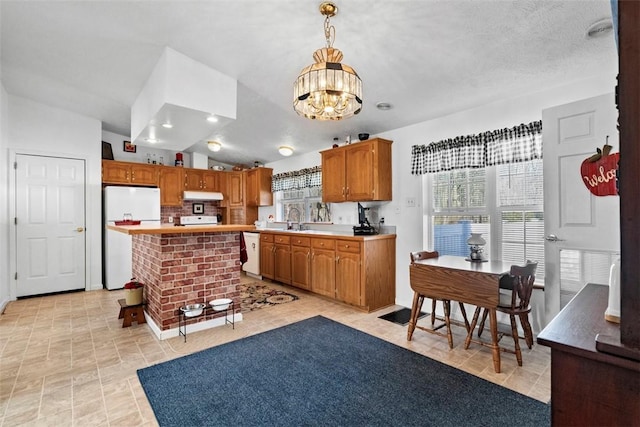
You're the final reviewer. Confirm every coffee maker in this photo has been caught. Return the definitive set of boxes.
[353,203,377,235]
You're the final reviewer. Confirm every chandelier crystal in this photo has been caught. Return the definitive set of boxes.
[293,2,362,121]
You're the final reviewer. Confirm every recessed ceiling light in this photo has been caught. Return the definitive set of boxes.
[145,138,158,143]
[161,123,173,129]
[206,115,218,123]
[376,102,392,111]
[279,146,294,156]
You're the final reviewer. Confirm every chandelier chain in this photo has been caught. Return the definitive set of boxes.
[324,15,335,49]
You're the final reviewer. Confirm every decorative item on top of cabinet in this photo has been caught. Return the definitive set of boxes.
[320,138,392,202]
[102,160,158,186]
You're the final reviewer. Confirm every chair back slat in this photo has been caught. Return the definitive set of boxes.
[508,261,538,310]
[410,250,439,263]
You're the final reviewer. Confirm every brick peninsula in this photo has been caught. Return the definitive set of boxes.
[107,224,255,339]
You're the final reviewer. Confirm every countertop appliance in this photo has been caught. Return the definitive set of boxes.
[242,231,261,279]
[104,186,161,290]
[177,215,218,226]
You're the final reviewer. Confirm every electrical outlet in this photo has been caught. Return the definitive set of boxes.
[168,216,173,223]
[406,197,416,207]
[395,206,401,215]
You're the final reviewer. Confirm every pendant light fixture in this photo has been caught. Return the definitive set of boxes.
[293,2,362,121]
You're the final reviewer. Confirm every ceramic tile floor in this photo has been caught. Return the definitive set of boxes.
[0,274,550,426]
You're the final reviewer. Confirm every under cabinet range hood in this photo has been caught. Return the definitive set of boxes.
[183,191,224,201]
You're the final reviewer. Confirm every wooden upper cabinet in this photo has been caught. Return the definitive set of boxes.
[320,138,393,202]
[102,160,158,186]
[226,171,244,207]
[321,149,347,202]
[246,168,273,207]
[184,169,222,191]
[159,166,184,206]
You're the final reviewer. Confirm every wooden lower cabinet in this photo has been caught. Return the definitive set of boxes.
[260,232,395,312]
[259,234,275,280]
[273,235,291,284]
[291,236,311,290]
[310,238,336,298]
[335,240,361,306]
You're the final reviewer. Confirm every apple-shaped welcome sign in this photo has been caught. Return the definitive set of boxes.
[580,143,619,196]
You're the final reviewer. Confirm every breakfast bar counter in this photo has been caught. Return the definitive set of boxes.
[109,224,254,339]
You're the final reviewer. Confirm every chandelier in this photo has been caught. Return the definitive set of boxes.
[293,2,362,120]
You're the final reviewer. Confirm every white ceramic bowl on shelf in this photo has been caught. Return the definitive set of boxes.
[210,298,232,311]
[181,303,205,317]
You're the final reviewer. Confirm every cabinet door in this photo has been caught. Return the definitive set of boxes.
[246,168,273,207]
[246,169,258,207]
[102,160,131,184]
[291,245,311,290]
[130,164,158,186]
[159,166,184,206]
[202,171,221,191]
[344,142,374,201]
[260,241,275,280]
[184,169,203,190]
[227,172,244,207]
[321,149,346,202]
[311,248,336,298]
[336,251,361,306]
[274,244,292,284]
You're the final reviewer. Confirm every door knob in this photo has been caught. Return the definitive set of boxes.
[545,234,564,242]
[76,227,85,232]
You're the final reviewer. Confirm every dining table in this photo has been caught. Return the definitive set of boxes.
[408,255,511,373]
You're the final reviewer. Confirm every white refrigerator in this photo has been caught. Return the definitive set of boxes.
[104,186,161,290]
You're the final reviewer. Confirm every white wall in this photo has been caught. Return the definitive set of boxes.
[6,95,103,297]
[0,83,9,311]
[264,73,617,320]
[102,130,188,166]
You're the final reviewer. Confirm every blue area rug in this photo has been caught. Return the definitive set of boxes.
[137,316,549,426]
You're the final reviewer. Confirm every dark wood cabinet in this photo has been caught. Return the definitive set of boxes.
[537,284,640,426]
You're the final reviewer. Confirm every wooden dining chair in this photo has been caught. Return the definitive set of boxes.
[407,251,468,349]
[475,261,538,366]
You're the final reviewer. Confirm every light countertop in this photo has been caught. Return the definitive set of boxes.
[107,224,256,235]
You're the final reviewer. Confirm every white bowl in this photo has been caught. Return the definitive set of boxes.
[210,298,232,311]
[181,303,205,317]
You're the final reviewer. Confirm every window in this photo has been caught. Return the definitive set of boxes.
[427,159,544,277]
[276,187,331,223]
[431,168,490,257]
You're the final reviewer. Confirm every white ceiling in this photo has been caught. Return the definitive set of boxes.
[0,0,617,166]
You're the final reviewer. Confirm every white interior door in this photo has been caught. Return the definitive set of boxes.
[542,93,620,324]
[15,154,86,297]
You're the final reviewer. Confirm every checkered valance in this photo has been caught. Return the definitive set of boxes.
[411,121,543,174]
[272,166,322,192]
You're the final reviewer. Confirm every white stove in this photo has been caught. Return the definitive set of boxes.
[178,215,218,226]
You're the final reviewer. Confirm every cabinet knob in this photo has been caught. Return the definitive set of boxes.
[345,244,349,248]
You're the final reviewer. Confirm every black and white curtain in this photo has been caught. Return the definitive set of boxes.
[271,166,322,192]
[411,120,542,174]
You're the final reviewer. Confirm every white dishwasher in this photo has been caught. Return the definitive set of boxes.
[242,232,261,279]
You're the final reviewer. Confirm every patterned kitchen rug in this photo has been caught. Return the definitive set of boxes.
[239,283,299,312]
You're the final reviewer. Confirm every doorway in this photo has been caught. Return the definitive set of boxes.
[14,154,87,297]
